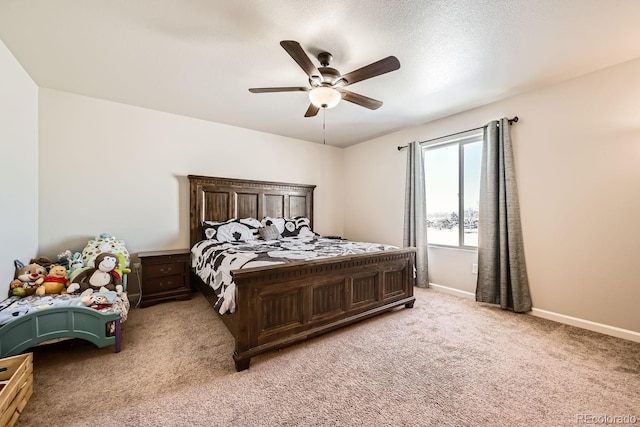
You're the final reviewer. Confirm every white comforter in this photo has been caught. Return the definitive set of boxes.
[191,236,396,314]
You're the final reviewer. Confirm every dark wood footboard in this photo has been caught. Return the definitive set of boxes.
[230,248,416,371]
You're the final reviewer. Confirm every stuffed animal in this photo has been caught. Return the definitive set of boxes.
[81,233,130,269]
[78,293,114,310]
[35,264,70,296]
[114,253,131,285]
[68,253,123,294]
[9,260,47,298]
[67,252,84,277]
[29,256,53,272]
[56,249,73,270]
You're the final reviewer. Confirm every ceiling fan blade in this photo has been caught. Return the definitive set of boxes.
[339,56,400,87]
[249,87,308,93]
[340,90,383,110]
[304,104,320,117]
[280,40,322,82]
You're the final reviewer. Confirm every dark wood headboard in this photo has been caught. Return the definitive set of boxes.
[188,175,316,247]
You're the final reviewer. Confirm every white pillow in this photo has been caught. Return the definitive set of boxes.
[202,218,262,242]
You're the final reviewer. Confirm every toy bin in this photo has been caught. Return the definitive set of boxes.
[0,353,33,427]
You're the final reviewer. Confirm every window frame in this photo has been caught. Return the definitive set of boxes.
[422,131,483,250]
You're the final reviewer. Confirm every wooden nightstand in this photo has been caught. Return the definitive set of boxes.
[138,249,191,308]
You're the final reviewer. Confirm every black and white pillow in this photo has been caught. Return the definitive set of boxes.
[202,218,261,242]
[261,217,285,234]
[262,216,315,238]
[258,224,281,241]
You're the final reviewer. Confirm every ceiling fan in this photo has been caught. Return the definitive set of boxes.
[249,40,400,117]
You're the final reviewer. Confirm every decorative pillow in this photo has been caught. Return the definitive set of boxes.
[262,216,315,238]
[258,224,281,241]
[202,218,261,242]
[81,233,130,268]
[261,217,286,234]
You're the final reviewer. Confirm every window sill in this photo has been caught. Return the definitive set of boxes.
[427,244,478,253]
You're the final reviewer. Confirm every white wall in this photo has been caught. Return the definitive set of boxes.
[344,57,640,335]
[0,40,38,297]
[38,89,344,293]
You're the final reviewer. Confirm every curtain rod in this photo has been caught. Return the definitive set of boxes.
[397,116,519,151]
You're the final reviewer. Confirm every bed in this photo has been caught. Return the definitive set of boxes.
[189,175,416,371]
[0,291,129,358]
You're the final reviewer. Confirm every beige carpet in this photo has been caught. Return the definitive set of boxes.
[15,288,640,427]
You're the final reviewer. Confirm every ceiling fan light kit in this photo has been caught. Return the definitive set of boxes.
[308,86,341,109]
[249,40,400,117]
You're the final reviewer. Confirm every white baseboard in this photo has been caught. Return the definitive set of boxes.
[427,283,640,344]
[428,283,475,300]
[529,308,640,343]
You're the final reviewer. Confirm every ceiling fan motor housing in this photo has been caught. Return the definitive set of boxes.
[311,67,342,86]
[311,52,346,87]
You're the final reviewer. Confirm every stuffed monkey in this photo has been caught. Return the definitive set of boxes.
[67,252,123,294]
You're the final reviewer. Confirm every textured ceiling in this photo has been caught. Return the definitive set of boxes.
[2,0,640,147]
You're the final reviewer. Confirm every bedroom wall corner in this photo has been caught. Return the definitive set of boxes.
[0,39,39,298]
[343,56,640,335]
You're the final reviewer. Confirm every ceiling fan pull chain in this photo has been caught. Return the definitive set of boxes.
[323,108,326,145]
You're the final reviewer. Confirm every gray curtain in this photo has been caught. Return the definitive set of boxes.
[476,118,532,312]
[403,141,429,287]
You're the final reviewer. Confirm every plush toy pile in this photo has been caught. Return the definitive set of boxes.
[7,233,130,300]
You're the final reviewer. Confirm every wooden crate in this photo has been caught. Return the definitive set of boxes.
[0,353,33,427]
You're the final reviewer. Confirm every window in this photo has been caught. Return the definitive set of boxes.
[424,132,482,248]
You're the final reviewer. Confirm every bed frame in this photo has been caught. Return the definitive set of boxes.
[0,307,122,358]
[189,175,416,371]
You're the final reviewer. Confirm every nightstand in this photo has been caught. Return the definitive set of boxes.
[138,249,191,308]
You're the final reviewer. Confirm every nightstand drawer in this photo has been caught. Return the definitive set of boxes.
[145,274,186,293]
[145,262,185,278]
[138,249,191,308]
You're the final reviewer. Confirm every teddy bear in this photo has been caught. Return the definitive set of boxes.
[35,264,70,296]
[9,260,47,298]
[67,252,123,295]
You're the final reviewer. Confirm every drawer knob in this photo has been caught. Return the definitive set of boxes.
[160,267,172,273]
